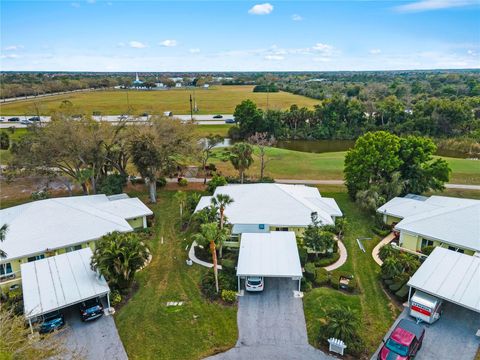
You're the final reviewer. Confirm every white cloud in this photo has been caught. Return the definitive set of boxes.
[4,45,23,51]
[129,41,147,49]
[312,43,335,56]
[71,2,80,8]
[159,39,177,47]
[265,54,284,61]
[313,57,332,62]
[248,3,274,15]
[291,14,303,21]
[394,0,477,13]
[370,49,382,54]
[189,48,200,54]
[467,49,477,55]
[0,54,20,59]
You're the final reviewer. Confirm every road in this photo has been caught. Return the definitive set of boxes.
[0,88,102,103]
[0,114,234,128]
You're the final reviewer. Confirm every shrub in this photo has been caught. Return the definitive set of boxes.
[314,268,329,287]
[110,290,122,307]
[156,177,167,187]
[177,178,188,187]
[31,190,49,200]
[221,258,236,271]
[301,277,312,292]
[200,268,237,301]
[421,245,435,256]
[304,262,316,282]
[130,177,145,185]
[99,174,127,195]
[221,290,237,304]
[227,126,242,141]
[314,252,340,267]
[378,244,398,261]
[0,132,9,150]
[258,176,275,183]
[207,174,228,194]
[298,246,308,267]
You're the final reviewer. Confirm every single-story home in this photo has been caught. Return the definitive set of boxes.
[194,183,342,239]
[377,195,480,255]
[0,194,152,291]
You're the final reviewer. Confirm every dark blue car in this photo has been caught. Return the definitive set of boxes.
[39,312,65,334]
[79,297,104,321]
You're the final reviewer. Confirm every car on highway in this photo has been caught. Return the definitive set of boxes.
[224,118,236,124]
[245,276,264,292]
[38,311,65,334]
[8,117,20,122]
[378,319,425,360]
[213,114,223,119]
[28,116,40,122]
[79,297,104,321]
[118,114,128,120]
[20,119,32,125]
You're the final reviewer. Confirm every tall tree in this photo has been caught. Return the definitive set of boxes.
[228,142,254,184]
[199,134,223,184]
[210,194,234,257]
[303,212,336,256]
[234,99,265,138]
[248,132,276,180]
[0,224,8,259]
[174,190,188,218]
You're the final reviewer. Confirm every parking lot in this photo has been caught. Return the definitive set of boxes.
[371,302,480,360]
[207,278,333,360]
[54,301,127,360]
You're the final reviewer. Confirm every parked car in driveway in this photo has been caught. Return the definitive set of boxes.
[245,276,264,292]
[79,297,104,321]
[39,311,65,334]
[378,319,425,360]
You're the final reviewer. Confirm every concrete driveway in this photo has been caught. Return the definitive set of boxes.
[371,302,480,360]
[206,278,333,360]
[55,302,128,360]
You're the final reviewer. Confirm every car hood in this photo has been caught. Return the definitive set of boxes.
[380,346,408,360]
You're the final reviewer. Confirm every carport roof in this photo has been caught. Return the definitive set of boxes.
[22,247,110,319]
[236,232,303,278]
[407,247,480,313]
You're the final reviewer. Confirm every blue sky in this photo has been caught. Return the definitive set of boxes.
[1,0,479,71]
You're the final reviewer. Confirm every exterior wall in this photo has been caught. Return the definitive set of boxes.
[127,216,145,229]
[384,214,402,225]
[399,231,421,252]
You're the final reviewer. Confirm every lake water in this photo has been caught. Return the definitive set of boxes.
[276,139,470,159]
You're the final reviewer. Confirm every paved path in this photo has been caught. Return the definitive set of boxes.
[372,233,396,266]
[206,278,334,360]
[324,240,347,271]
[188,241,223,269]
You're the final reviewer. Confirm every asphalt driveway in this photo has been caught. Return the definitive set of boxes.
[371,302,480,360]
[206,278,333,360]
[54,301,128,360]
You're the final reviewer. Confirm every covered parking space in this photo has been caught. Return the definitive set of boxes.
[236,232,303,293]
[21,247,110,332]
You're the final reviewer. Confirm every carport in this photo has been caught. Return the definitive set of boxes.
[407,247,480,313]
[236,232,303,292]
[21,247,110,332]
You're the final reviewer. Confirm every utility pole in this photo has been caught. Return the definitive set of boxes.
[190,94,193,121]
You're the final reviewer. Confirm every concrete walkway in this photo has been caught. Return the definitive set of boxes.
[165,177,480,190]
[324,240,347,272]
[188,241,223,269]
[205,278,334,360]
[372,233,396,266]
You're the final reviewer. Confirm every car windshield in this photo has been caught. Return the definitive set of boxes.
[248,277,262,285]
[386,338,409,357]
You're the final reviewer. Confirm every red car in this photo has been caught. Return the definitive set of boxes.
[378,319,425,360]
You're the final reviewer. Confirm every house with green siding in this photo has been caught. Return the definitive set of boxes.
[0,194,152,291]
[377,195,480,256]
[194,184,342,245]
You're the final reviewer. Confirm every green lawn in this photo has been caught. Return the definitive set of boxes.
[303,191,399,356]
[193,124,232,138]
[0,85,320,116]
[115,191,237,360]
[213,147,480,185]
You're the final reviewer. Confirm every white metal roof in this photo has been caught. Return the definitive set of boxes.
[236,232,303,278]
[376,197,438,219]
[194,184,342,227]
[0,194,153,262]
[22,247,110,319]
[407,247,480,313]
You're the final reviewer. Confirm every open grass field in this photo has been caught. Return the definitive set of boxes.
[304,190,400,357]
[115,190,237,360]
[212,147,480,185]
[0,85,320,115]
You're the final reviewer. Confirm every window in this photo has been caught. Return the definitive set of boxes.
[258,224,265,230]
[0,263,12,276]
[421,239,433,248]
[65,245,83,253]
[448,246,464,253]
[27,254,45,262]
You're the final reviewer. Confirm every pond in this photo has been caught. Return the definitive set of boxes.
[275,139,471,159]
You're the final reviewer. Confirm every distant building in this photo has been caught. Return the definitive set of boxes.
[132,73,144,88]
[175,83,182,88]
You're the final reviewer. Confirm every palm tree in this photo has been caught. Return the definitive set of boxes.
[323,305,360,343]
[0,224,8,259]
[381,256,402,279]
[378,244,397,262]
[210,194,234,257]
[398,252,420,275]
[174,190,187,218]
[193,223,228,293]
[229,142,254,184]
[90,232,149,290]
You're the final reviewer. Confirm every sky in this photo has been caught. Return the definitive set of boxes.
[1,0,479,72]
